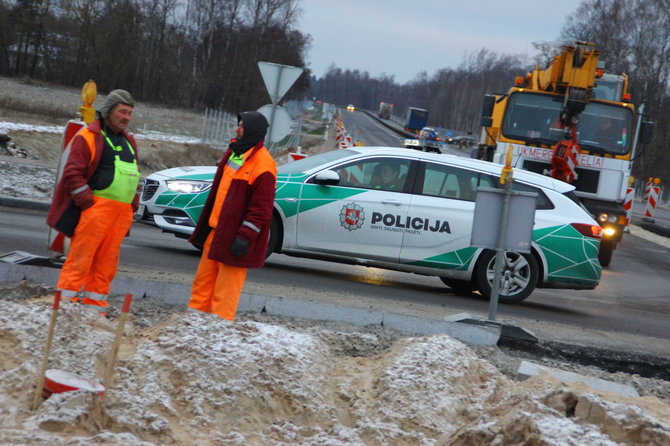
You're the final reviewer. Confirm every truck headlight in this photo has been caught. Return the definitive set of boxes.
[602,226,617,237]
[597,213,618,224]
[166,180,212,194]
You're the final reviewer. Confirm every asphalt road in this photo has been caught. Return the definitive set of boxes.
[1,205,669,357]
[1,110,669,358]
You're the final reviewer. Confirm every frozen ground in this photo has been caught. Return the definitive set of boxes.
[1,281,670,445]
[1,75,670,445]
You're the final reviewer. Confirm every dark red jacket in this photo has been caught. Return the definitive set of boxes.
[190,142,276,268]
[46,119,140,236]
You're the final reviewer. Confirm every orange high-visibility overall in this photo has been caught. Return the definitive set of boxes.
[189,152,248,320]
[189,231,248,320]
[57,196,133,308]
[56,127,139,309]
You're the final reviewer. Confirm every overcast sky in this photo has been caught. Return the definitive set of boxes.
[298,0,585,84]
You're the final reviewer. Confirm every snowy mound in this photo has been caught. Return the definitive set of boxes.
[1,292,669,445]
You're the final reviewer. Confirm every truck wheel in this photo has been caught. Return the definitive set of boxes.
[598,239,615,267]
[474,250,539,304]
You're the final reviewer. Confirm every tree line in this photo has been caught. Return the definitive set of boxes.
[310,0,670,180]
[0,0,311,111]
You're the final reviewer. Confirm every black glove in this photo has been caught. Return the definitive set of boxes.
[230,236,250,257]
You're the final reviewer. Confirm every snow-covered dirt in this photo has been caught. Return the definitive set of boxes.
[2,75,670,445]
[2,281,670,445]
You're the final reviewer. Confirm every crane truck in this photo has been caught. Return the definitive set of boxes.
[473,42,654,266]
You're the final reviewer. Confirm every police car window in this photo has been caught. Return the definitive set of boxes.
[421,163,482,201]
[331,158,411,192]
[279,149,355,174]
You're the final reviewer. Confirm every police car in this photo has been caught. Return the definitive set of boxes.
[139,147,603,303]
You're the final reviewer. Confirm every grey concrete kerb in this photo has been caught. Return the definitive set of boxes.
[0,195,50,211]
[0,263,501,346]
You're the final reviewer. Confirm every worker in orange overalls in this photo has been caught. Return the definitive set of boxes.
[188,111,277,320]
[46,90,140,312]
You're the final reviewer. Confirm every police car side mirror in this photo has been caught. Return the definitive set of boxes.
[315,170,340,186]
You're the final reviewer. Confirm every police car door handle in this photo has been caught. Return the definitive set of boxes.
[381,200,403,206]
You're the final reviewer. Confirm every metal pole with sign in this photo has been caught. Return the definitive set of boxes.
[258,62,303,152]
[470,148,537,321]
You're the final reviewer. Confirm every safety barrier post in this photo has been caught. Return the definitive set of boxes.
[643,178,661,222]
[643,177,653,203]
[624,176,635,232]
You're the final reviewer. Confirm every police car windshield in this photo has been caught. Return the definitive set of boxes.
[278,149,357,174]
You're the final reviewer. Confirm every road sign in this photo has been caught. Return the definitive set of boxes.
[258,62,303,150]
[257,104,291,143]
[471,187,537,252]
[289,153,307,162]
[258,62,303,105]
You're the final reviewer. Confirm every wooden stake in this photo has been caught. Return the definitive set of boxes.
[102,293,133,391]
[32,291,62,410]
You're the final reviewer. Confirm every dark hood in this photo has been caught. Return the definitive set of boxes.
[229,111,269,155]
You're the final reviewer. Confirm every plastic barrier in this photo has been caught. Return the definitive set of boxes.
[644,179,661,221]
[623,185,635,231]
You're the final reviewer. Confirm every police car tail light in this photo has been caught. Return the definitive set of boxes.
[571,223,603,239]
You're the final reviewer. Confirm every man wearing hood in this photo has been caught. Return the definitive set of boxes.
[47,89,140,312]
[188,111,277,320]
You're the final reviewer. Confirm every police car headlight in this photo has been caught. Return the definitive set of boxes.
[166,180,212,193]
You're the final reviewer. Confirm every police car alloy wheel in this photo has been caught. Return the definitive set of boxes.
[474,250,540,304]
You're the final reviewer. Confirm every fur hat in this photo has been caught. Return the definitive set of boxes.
[99,89,135,118]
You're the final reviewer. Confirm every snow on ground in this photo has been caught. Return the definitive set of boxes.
[0,120,203,144]
[2,283,669,445]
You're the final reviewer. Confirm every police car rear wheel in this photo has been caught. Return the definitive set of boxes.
[474,250,539,304]
[598,239,615,267]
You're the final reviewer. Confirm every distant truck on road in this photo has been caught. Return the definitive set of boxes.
[404,107,428,134]
[378,102,394,119]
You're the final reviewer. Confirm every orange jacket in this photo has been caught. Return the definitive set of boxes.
[190,141,276,268]
[47,119,140,236]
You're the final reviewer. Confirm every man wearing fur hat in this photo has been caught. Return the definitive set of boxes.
[47,89,140,312]
[188,111,277,320]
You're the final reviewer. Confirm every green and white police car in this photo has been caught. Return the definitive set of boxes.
[139,147,603,303]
